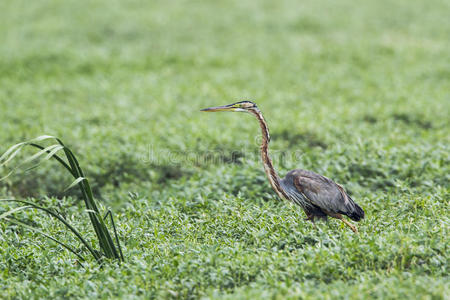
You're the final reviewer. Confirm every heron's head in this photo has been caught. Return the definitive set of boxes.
[201,101,258,113]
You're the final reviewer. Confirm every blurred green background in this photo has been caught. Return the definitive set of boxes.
[0,0,449,299]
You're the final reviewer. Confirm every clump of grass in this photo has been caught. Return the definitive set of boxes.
[0,135,124,265]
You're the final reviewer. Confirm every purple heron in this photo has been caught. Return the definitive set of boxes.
[201,101,364,233]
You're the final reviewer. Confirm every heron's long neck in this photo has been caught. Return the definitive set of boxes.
[250,110,288,200]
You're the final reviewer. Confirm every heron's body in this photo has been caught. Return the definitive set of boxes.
[201,101,364,233]
[281,169,364,223]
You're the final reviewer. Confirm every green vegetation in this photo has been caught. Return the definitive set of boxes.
[0,136,123,265]
[0,0,448,298]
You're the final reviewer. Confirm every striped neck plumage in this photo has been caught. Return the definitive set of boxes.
[249,109,289,200]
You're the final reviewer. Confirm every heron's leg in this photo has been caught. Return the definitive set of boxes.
[339,217,358,233]
[303,213,318,230]
[326,212,358,233]
[304,213,315,222]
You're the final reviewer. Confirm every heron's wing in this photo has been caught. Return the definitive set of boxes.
[292,171,355,215]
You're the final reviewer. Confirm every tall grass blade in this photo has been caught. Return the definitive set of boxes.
[0,199,101,262]
[64,177,86,192]
[0,143,26,166]
[104,210,124,262]
[0,135,55,165]
[0,136,124,264]
[29,143,74,176]
[5,217,86,264]
[0,144,62,181]
[0,205,32,219]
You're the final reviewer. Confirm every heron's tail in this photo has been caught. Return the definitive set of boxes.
[347,202,365,221]
[336,185,365,221]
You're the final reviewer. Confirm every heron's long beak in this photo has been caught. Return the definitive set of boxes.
[200,104,236,112]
